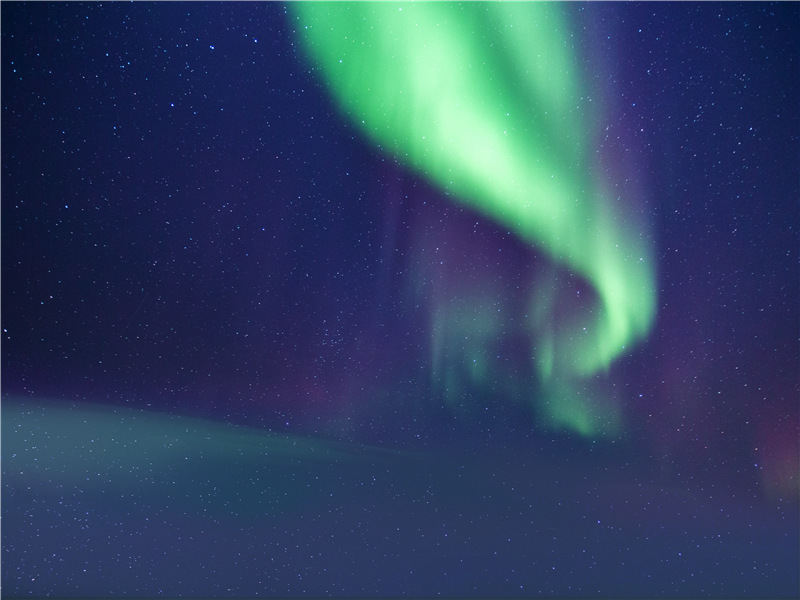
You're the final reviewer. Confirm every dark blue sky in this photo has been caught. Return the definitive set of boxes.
[2,2,798,597]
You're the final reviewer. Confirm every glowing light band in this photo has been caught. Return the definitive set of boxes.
[291,2,656,436]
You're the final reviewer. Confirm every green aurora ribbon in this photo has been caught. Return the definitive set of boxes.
[291,2,656,436]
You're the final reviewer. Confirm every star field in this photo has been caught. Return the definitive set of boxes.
[2,2,798,597]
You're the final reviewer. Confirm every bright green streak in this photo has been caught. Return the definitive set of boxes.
[291,2,656,436]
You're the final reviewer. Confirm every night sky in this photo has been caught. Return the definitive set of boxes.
[2,2,798,598]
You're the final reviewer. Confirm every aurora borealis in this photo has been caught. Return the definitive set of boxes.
[292,2,656,436]
[2,2,798,598]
